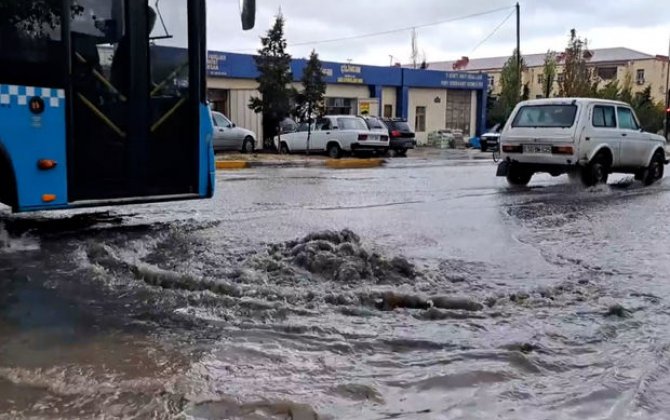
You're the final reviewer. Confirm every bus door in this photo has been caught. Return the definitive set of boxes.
[68,0,200,202]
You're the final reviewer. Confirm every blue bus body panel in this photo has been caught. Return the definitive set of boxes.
[0,84,68,211]
[199,103,215,198]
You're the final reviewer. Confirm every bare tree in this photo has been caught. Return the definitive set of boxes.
[410,28,419,69]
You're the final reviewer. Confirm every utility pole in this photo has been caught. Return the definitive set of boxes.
[516,2,521,101]
[665,35,670,141]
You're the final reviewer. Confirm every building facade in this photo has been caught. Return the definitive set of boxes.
[429,48,670,104]
[206,51,489,144]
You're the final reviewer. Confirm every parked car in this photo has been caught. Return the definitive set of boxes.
[361,115,389,135]
[211,111,257,153]
[279,117,298,135]
[382,118,417,156]
[496,98,668,187]
[274,115,389,158]
[479,123,501,152]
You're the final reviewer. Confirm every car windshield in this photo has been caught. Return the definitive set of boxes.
[512,105,578,128]
[337,117,368,131]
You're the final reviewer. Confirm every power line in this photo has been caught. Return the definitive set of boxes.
[470,8,515,53]
[290,5,513,47]
[231,5,514,53]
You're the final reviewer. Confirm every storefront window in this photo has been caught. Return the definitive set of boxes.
[445,90,471,133]
[326,97,356,115]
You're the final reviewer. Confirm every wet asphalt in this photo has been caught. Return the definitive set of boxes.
[2,153,670,419]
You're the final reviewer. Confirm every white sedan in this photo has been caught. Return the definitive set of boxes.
[275,115,389,158]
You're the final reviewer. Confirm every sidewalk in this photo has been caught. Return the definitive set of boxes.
[214,147,492,170]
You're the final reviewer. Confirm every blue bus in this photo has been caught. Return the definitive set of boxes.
[0,0,255,213]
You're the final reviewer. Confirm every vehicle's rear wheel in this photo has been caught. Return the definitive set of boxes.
[280,142,290,155]
[644,151,665,186]
[506,165,532,186]
[242,136,255,154]
[396,148,407,157]
[480,144,488,152]
[581,153,610,187]
[327,143,342,159]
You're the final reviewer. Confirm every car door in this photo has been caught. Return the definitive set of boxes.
[617,106,647,167]
[284,124,308,151]
[310,118,331,151]
[590,104,621,166]
[212,112,237,150]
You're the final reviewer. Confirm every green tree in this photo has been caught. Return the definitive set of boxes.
[596,80,620,100]
[542,50,557,98]
[559,29,595,97]
[294,50,326,154]
[249,13,293,150]
[632,86,665,133]
[619,70,633,104]
[490,50,525,124]
[294,50,326,121]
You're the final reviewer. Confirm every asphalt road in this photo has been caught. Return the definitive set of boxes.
[2,156,670,419]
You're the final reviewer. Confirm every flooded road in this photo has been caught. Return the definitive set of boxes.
[2,157,670,419]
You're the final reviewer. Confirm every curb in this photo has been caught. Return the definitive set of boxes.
[325,158,385,169]
[215,161,250,170]
[215,158,386,170]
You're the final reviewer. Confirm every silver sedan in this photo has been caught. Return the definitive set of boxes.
[211,111,257,153]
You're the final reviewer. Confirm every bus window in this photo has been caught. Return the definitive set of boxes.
[147,0,197,195]
[69,0,131,200]
[0,1,67,87]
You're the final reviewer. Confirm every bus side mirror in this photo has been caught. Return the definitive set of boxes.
[240,0,256,30]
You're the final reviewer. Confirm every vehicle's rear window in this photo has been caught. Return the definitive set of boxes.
[337,118,368,131]
[512,105,578,128]
[365,118,386,130]
[388,121,412,131]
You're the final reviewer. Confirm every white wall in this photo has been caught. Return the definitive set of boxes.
[208,77,258,90]
[408,88,447,145]
[228,90,263,138]
[325,84,370,98]
[382,87,397,118]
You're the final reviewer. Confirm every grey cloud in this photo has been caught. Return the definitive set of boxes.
[201,0,669,65]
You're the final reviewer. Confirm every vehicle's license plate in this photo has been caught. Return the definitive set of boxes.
[523,144,551,154]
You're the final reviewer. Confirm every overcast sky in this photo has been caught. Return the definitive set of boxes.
[203,0,670,66]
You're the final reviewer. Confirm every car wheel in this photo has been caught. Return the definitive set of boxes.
[480,144,488,152]
[241,136,255,154]
[387,149,397,158]
[506,165,532,186]
[327,143,342,159]
[396,148,407,157]
[581,153,610,187]
[643,151,665,186]
[280,142,290,155]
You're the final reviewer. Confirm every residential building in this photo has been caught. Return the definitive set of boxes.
[428,48,670,104]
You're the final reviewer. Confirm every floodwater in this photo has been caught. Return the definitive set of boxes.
[2,157,670,419]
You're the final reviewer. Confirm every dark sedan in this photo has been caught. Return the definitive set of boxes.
[382,118,417,156]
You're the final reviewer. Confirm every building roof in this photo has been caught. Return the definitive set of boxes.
[427,47,656,72]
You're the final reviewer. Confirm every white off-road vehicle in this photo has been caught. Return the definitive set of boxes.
[496,98,668,186]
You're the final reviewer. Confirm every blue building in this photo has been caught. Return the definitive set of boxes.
[205,51,489,144]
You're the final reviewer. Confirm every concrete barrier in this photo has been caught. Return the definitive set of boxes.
[215,161,250,170]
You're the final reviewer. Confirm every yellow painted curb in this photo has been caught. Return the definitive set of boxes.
[215,160,250,170]
[325,158,385,169]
